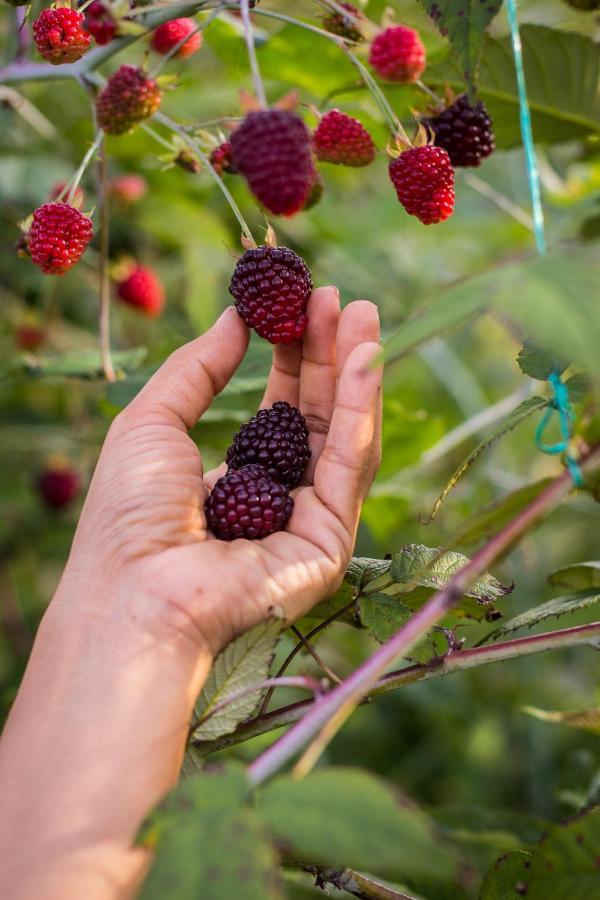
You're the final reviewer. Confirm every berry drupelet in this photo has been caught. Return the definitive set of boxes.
[229,245,313,344]
[389,146,455,225]
[369,25,426,82]
[33,8,91,65]
[313,110,375,167]
[226,401,311,488]
[421,94,495,168]
[96,65,162,135]
[151,18,202,58]
[28,203,93,274]
[205,465,294,541]
[230,110,316,217]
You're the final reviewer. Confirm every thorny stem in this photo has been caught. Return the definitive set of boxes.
[246,447,600,786]
[97,137,116,383]
[153,111,256,244]
[190,675,325,739]
[257,599,357,716]
[192,619,600,758]
[240,0,267,108]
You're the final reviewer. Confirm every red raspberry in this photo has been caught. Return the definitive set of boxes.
[313,110,375,167]
[389,145,455,225]
[33,8,91,64]
[229,245,312,344]
[110,174,147,203]
[210,142,237,176]
[322,2,364,42]
[37,462,81,510]
[226,401,311,488]
[49,181,85,207]
[96,65,162,135]
[151,18,202,58]
[421,94,495,168]
[28,203,93,274]
[84,1,117,46]
[230,110,316,217]
[116,265,165,317]
[205,465,293,541]
[369,26,426,82]
[15,324,46,352]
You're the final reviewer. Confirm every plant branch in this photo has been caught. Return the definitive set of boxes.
[240,0,266,107]
[97,137,116,383]
[246,446,600,785]
[192,619,600,757]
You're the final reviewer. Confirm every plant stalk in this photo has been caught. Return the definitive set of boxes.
[97,137,116,383]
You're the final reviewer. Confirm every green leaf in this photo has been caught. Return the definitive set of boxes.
[417,0,504,87]
[522,706,600,734]
[27,347,147,380]
[483,589,600,641]
[451,479,553,548]
[548,561,600,590]
[359,592,412,643]
[345,556,392,590]
[480,850,533,899]
[192,616,282,741]
[427,26,600,148]
[426,397,548,521]
[257,768,457,883]
[302,556,391,624]
[517,341,566,381]
[140,765,282,900]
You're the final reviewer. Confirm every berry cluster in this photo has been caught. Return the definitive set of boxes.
[206,401,310,540]
[33,8,91,65]
[27,203,93,275]
[96,65,162,135]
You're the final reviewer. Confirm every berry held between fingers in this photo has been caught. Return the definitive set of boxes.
[389,146,455,225]
[313,110,375,168]
[421,94,495,168]
[33,8,91,65]
[28,203,93,274]
[226,401,311,488]
[205,465,294,541]
[229,245,312,344]
[151,18,202,58]
[230,110,316,217]
[96,65,162,135]
[369,25,426,83]
[116,265,165,317]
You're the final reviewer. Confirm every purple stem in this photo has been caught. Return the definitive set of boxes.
[248,447,599,786]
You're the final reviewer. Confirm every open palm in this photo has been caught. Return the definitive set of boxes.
[73,288,381,657]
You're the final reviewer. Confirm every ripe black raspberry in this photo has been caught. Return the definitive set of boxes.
[421,94,495,168]
[96,65,162,135]
[226,401,310,488]
[230,109,316,216]
[229,245,312,344]
[205,465,293,540]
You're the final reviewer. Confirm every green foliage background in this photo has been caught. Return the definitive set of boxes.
[1,0,599,895]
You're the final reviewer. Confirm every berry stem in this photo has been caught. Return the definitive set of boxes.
[97,137,116,383]
[63,131,103,205]
[153,111,256,244]
[246,446,600,786]
[415,78,442,106]
[239,0,267,109]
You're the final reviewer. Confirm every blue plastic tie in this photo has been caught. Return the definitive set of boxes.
[507,0,583,487]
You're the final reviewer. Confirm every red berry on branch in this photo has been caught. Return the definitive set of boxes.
[230,110,316,217]
[84,1,117,46]
[15,324,47,352]
[389,145,455,225]
[229,245,312,345]
[96,65,162,135]
[226,401,311,488]
[205,465,294,541]
[322,2,364,42]
[151,18,202,58]
[369,26,426,83]
[110,174,147,204]
[33,8,91,65]
[313,110,375,167]
[116,265,165,317]
[37,461,81,510]
[421,94,495,168]
[210,142,237,176]
[28,203,93,275]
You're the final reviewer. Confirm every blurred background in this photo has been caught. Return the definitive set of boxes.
[1,0,599,864]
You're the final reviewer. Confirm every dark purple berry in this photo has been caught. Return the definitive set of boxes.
[205,465,293,541]
[226,401,310,488]
[421,94,495,168]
